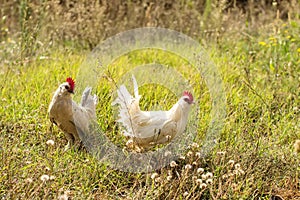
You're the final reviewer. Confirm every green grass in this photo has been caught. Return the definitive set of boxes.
[1,22,300,199]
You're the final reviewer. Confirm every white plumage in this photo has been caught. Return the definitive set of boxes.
[48,77,98,149]
[112,75,194,149]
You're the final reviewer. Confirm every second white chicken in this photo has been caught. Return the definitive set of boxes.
[112,75,194,149]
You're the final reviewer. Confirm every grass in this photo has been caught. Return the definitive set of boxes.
[1,20,300,199]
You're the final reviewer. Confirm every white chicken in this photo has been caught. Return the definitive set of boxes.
[112,75,194,149]
[48,77,98,150]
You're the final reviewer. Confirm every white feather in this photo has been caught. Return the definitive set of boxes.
[112,75,193,149]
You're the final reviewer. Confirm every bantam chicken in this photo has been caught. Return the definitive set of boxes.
[48,77,98,150]
[112,75,194,149]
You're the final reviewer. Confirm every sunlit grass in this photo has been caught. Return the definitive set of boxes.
[1,22,300,199]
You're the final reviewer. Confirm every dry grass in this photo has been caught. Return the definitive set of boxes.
[1,0,300,199]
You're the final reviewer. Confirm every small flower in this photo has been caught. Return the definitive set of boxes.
[151,173,158,179]
[222,174,228,179]
[50,175,56,180]
[196,179,202,185]
[258,41,267,46]
[25,178,33,183]
[206,172,213,179]
[170,161,178,168]
[179,155,186,160]
[206,178,213,184]
[186,151,193,157]
[197,168,204,174]
[228,160,235,166]
[40,174,50,182]
[58,194,68,200]
[155,177,161,183]
[200,183,207,189]
[191,142,199,148]
[201,174,207,180]
[192,161,197,165]
[293,107,298,111]
[192,176,198,181]
[167,175,172,181]
[45,167,50,171]
[183,191,189,197]
[46,139,55,146]
[234,163,241,169]
[126,139,134,148]
[184,164,192,170]
[195,152,201,158]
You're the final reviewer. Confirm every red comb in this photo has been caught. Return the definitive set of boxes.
[66,77,75,91]
[183,91,193,102]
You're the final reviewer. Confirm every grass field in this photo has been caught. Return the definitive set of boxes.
[1,13,300,200]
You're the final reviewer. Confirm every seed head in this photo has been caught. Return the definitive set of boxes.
[184,164,192,170]
[191,142,199,148]
[167,175,172,181]
[46,140,55,146]
[183,191,189,197]
[228,160,235,166]
[197,168,204,174]
[234,163,241,169]
[200,183,207,189]
[206,178,213,184]
[40,174,50,182]
[206,172,213,179]
[186,151,193,157]
[196,179,202,185]
[151,173,158,179]
[170,161,178,168]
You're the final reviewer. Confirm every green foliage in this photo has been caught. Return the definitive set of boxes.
[1,1,300,198]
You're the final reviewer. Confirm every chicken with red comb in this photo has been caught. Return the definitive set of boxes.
[112,75,194,150]
[48,77,98,150]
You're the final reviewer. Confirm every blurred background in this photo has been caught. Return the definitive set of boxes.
[1,0,299,59]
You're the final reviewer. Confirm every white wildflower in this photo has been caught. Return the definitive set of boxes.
[184,164,192,170]
[206,172,213,179]
[200,183,207,189]
[151,173,158,179]
[196,179,202,184]
[206,178,213,184]
[40,174,49,182]
[197,168,204,174]
[183,191,189,197]
[46,139,55,146]
[191,142,199,148]
[170,161,178,168]
[186,151,193,157]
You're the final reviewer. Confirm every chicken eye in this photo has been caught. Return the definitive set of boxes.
[65,85,70,90]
